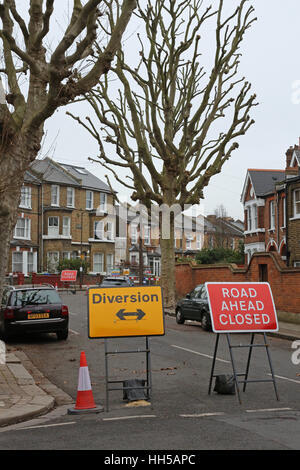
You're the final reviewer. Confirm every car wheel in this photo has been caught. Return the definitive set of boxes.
[176,308,185,324]
[201,312,211,331]
[0,324,10,342]
[57,329,68,340]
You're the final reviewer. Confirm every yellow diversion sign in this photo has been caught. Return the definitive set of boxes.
[88,286,165,338]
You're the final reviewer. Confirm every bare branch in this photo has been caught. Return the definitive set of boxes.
[74,0,257,212]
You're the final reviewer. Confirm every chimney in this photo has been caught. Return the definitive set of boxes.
[286,146,294,168]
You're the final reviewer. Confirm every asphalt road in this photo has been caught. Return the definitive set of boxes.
[1,291,300,453]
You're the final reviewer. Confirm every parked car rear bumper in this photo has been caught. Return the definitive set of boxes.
[4,318,68,335]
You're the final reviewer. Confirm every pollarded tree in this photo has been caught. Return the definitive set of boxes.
[0,0,136,296]
[69,0,257,308]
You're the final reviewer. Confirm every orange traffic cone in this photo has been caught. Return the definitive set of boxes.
[68,351,103,414]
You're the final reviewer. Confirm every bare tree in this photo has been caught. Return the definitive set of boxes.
[69,0,257,308]
[0,0,136,296]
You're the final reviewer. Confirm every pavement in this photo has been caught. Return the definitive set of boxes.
[0,349,73,428]
[0,318,299,428]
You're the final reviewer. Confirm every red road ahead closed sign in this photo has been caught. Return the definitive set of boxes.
[60,270,77,282]
[205,282,278,333]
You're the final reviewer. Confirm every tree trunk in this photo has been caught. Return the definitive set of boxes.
[160,232,176,311]
[159,187,176,310]
[0,133,39,301]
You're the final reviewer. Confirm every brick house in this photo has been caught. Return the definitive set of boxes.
[241,168,286,263]
[284,145,300,266]
[241,139,300,265]
[203,215,244,251]
[9,170,41,276]
[8,157,116,276]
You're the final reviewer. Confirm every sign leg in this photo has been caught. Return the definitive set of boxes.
[264,333,280,401]
[243,333,255,392]
[208,334,220,395]
[146,336,152,402]
[226,334,242,404]
[104,339,109,412]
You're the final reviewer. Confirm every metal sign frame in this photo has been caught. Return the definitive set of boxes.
[205,282,280,403]
[87,286,164,411]
[104,336,152,412]
[208,332,279,404]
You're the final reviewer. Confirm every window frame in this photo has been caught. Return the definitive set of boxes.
[93,253,104,273]
[66,187,75,208]
[99,192,107,213]
[131,224,138,244]
[144,225,151,245]
[48,216,59,236]
[269,200,275,230]
[14,217,31,240]
[293,189,300,218]
[51,185,60,207]
[62,216,71,236]
[20,186,32,209]
[12,251,23,272]
[94,220,104,240]
[86,190,93,210]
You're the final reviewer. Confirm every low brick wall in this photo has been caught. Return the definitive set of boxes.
[175,252,300,318]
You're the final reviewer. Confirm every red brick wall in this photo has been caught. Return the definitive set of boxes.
[176,252,300,315]
[31,272,103,288]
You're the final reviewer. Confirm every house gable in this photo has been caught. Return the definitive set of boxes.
[241,171,256,205]
[289,150,300,169]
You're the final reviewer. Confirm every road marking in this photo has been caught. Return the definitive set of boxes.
[268,374,300,385]
[69,329,80,335]
[19,421,76,430]
[102,415,156,421]
[180,412,225,418]
[171,344,230,364]
[245,408,292,413]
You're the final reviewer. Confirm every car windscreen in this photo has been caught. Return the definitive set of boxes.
[10,289,62,307]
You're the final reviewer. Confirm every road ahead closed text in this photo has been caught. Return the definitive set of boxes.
[205,282,278,333]
[88,286,165,338]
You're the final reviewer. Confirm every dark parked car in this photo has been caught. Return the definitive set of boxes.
[99,276,134,287]
[0,285,69,340]
[175,284,212,331]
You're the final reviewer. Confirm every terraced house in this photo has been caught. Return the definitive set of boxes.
[8,158,116,276]
[241,138,300,266]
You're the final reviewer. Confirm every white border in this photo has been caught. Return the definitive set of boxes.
[205,282,279,334]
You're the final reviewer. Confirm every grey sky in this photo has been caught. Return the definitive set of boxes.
[38,0,300,220]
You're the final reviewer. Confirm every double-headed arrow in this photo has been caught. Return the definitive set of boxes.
[116,309,146,321]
